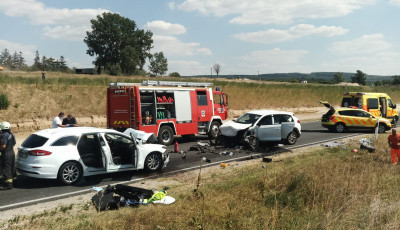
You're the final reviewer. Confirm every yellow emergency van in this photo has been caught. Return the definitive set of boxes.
[341,92,399,125]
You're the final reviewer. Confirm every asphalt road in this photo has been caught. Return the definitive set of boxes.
[0,121,376,210]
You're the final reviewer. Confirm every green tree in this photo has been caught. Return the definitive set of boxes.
[149,52,168,76]
[0,49,11,67]
[169,72,181,77]
[33,50,41,70]
[351,70,366,86]
[84,12,153,75]
[374,81,382,86]
[333,72,344,83]
[392,75,400,85]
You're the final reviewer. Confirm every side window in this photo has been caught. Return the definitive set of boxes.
[359,111,371,118]
[342,98,352,107]
[259,115,273,126]
[388,99,394,107]
[284,115,294,122]
[197,91,208,106]
[368,98,379,110]
[51,136,79,146]
[213,93,223,104]
[339,110,358,116]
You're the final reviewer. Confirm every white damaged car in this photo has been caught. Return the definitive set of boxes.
[219,110,301,148]
[16,127,169,185]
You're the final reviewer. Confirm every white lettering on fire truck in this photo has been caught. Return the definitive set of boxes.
[201,110,206,117]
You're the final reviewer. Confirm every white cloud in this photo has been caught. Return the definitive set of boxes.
[43,25,91,42]
[0,0,109,41]
[168,2,176,10]
[177,0,375,25]
[231,48,310,73]
[321,52,400,75]
[330,34,391,55]
[0,40,36,65]
[144,20,186,35]
[234,24,348,43]
[167,60,210,75]
[389,0,400,6]
[152,35,212,56]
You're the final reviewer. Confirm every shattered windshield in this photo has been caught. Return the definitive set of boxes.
[235,113,261,125]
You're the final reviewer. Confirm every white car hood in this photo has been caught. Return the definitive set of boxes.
[220,121,252,137]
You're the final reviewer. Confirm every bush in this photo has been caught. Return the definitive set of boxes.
[0,93,10,109]
[169,72,181,77]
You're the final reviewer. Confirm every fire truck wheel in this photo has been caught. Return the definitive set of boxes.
[334,123,345,133]
[158,126,174,145]
[208,121,221,139]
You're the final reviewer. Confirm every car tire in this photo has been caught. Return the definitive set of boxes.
[286,131,298,145]
[247,135,259,150]
[158,126,174,146]
[392,117,398,127]
[57,162,82,185]
[208,121,220,139]
[144,152,162,172]
[334,123,346,133]
[378,124,386,133]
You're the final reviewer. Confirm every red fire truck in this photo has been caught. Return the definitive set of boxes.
[107,80,228,145]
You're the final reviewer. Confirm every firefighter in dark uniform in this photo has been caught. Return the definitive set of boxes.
[0,122,16,190]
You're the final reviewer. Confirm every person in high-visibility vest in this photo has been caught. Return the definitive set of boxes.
[388,128,400,165]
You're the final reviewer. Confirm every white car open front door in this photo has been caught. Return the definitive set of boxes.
[255,115,281,141]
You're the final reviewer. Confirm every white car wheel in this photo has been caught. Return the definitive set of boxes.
[58,162,82,185]
[145,152,162,172]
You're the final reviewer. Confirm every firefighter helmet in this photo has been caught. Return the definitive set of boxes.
[0,121,11,130]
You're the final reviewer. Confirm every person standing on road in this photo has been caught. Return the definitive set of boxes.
[52,112,67,128]
[0,122,16,190]
[388,128,400,165]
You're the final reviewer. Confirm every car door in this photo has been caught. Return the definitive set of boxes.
[104,133,137,172]
[277,114,296,139]
[356,110,376,128]
[255,115,281,141]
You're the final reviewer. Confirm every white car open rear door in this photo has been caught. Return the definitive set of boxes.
[281,122,295,139]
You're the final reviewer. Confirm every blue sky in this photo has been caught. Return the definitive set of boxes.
[1,0,400,76]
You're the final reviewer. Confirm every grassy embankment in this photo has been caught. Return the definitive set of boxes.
[1,71,400,123]
[4,134,400,229]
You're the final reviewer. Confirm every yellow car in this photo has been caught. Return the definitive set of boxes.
[0,65,3,71]
[319,101,392,133]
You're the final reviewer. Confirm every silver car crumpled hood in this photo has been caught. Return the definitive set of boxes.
[219,120,252,137]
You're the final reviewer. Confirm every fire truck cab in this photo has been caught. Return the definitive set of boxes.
[107,80,228,145]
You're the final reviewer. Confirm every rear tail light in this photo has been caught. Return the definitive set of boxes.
[297,120,301,123]
[29,150,52,156]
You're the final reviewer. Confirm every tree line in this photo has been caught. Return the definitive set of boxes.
[0,12,172,76]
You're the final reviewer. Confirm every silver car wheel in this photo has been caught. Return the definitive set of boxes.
[286,132,297,145]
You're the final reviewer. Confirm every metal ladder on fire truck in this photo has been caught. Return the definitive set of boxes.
[141,80,213,87]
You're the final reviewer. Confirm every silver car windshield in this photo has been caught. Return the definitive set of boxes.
[235,113,261,125]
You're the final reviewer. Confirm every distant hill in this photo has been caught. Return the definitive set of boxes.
[188,72,394,83]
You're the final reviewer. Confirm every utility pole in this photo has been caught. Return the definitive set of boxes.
[211,67,212,78]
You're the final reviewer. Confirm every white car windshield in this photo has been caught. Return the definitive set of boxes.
[235,113,261,125]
